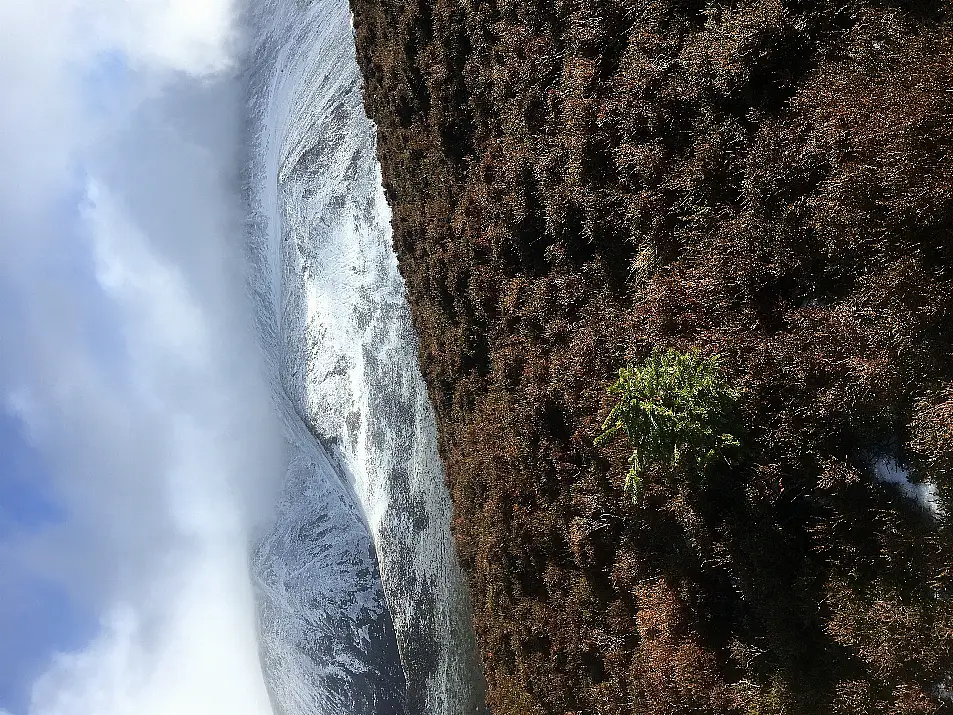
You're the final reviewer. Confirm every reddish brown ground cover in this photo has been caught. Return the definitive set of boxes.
[348,0,953,711]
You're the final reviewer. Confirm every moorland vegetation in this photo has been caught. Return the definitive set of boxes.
[349,0,953,711]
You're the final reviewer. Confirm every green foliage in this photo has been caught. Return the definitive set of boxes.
[596,349,742,499]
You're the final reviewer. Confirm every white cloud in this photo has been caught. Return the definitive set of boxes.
[0,0,238,78]
[30,547,271,715]
[0,1,283,714]
[93,0,239,76]
[83,180,211,376]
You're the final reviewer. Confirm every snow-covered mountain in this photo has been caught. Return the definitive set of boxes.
[243,0,486,713]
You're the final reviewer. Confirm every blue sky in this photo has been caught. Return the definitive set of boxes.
[0,413,59,535]
[0,262,84,712]
[0,50,134,707]
[0,52,120,712]
[0,1,281,713]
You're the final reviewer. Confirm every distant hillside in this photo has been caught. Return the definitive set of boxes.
[348,0,953,711]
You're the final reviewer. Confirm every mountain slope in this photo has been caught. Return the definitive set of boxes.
[349,0,953,711]
[244,0,485,711]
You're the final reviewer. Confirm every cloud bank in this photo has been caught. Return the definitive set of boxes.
[0,1,282,714]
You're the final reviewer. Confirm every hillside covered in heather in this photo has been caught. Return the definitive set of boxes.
[348,0,953,711]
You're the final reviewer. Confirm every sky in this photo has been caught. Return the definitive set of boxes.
[0,1,283,713]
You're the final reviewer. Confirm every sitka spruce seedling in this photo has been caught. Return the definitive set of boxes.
[596,348,742,500]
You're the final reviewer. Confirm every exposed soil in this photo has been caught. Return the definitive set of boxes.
[348,0,953,711]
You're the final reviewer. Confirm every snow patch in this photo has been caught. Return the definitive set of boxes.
[873,457,942,516]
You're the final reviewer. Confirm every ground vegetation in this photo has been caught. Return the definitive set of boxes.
[348,0,953,711]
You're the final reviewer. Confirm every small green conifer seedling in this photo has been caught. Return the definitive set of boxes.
[596,348,741,500]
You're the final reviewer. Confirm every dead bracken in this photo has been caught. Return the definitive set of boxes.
[349,0,953,711]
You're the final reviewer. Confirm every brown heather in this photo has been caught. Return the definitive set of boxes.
[347,0,953,711]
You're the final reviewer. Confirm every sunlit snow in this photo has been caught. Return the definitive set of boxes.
[873,457,942,516]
